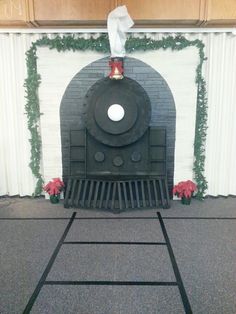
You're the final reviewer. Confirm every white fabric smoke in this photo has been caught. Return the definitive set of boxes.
[107,5,134,58]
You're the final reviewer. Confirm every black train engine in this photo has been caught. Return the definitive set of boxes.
[64,77,170,211]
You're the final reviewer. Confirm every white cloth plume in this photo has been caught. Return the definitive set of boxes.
[107,5,134,58]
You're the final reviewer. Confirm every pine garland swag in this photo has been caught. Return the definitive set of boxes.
[24,34,208,199]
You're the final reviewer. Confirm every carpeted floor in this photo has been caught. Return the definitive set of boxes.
[0,196,236,314]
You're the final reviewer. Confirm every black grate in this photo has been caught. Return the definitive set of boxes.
[64,178,170,211]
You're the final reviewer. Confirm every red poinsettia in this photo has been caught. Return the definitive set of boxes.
[43,178,64,196]
[173,180,197,199]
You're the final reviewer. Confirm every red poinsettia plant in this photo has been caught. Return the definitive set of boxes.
[173,180,197,199]
[43,178,64,196]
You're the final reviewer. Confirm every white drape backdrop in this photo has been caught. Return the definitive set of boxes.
[0,32,236,196]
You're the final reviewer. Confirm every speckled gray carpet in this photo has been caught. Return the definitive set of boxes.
[0,196,236,314]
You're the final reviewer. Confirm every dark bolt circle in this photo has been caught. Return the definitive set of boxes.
[94,151,105,162]
[113,156,124,167]
[131,151,142,162]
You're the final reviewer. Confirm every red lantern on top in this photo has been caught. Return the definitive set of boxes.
[109,57,124,80]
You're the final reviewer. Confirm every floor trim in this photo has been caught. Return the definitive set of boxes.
[1,216,236,220]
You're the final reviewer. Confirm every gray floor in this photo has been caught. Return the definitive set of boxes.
[0,196,236,314]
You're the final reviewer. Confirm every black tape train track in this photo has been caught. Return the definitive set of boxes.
[23,211,192,313]
[23,212,77,314]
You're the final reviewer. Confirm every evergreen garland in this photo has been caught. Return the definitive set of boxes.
[25,34,208,199]
[24,43,43,196]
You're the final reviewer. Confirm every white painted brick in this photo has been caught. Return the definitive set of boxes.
[38,46,198,188]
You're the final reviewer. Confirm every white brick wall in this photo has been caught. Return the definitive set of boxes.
[37,46,198,187]
[37,48,106,185]
[129,48,199,184]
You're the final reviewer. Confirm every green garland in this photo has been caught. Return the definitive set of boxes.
[24,42,43,196]
[25,34,208,199]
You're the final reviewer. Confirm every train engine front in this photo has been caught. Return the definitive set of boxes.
[64,76,169,211]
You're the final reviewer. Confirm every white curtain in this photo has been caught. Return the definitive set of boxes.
[0,33,41,196]
[0,32,236,196]
[204,33,236,196]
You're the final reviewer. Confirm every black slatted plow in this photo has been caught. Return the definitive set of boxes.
[64,178,170,211]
